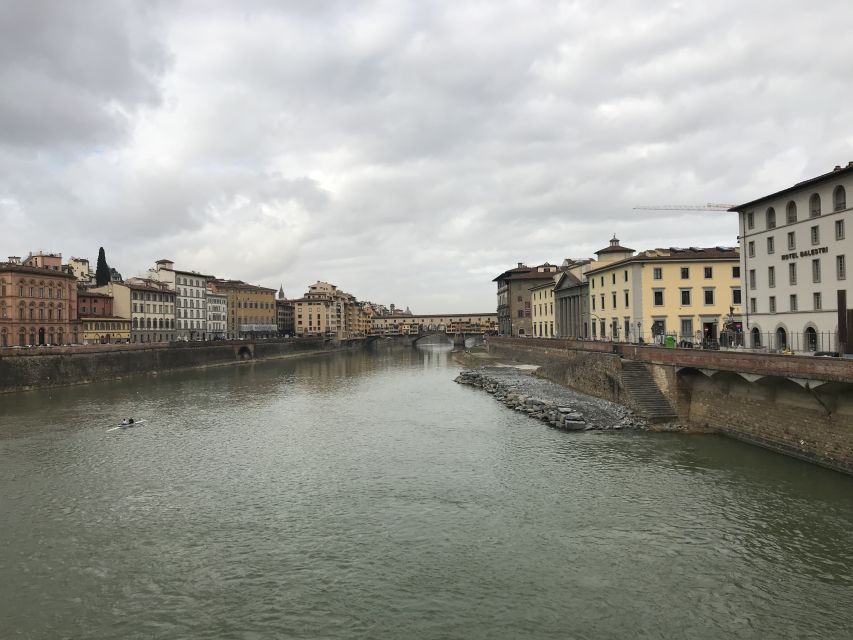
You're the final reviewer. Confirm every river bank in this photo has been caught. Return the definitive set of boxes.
[0,338,362,394]
[455,366,648,432]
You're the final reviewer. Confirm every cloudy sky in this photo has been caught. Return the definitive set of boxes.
[2,1,852,312]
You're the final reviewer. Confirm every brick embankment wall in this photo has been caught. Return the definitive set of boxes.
[0,338,334,393]
[488,337,853,475]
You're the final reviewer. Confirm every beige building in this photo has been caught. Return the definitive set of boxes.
[91,278,176,343]
[530,277,557,337]
[584,238,742,345]
[292,281,356,338]
[210,279,277,339]
[80,316,131,344]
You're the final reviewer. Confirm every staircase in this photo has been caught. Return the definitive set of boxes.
[620,360,677,423]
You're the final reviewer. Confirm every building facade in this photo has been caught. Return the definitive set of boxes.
[0,254,80,347]
[91,279,176,343]
[554,260,590,339]
[292,281,355,338]
[584,241,742,345]
[493,263,562,336]
[206,290,228,340]
[148,260,212,340]
[210,279,277,339]
[731,163,853,352]
[530,278,556,337]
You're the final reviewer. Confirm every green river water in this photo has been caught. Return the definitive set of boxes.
[1,345,851,639]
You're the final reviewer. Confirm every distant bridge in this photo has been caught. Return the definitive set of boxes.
[367,331,486,349]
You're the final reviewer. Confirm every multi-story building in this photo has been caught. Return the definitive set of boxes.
[210,279,277,339]
[91,279,176,343]
[67,257,94,287]
[730,162,853,352]
[292,281,354,338]
[346,301,373,337]
[275,285,295,337]
[148,260,213,340]
[78,290,114,317]
[584,237,742,345]
[0,253,80,347]
[530,277,557,337]
[206,289,228,340]
[493,263,562,336]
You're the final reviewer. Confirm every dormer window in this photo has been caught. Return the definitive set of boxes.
[766,208,776,229]
[834,185,846,211]
[809,193,821,217]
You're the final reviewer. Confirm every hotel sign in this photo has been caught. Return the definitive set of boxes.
[781,246,828,261]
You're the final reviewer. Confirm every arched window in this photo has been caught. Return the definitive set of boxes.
[834,185,846,211]
[158,318,164,329]
[146,318,152,329]
[775,327,787,350]
[809,193,821,217]
[766,207,776,229]
[19,328,25,347]
[785,201,797,224]
[1,329,7,348]
[805,326,817,352]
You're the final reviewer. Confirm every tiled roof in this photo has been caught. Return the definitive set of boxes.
[586,247,739,275]
[0,263,77,279]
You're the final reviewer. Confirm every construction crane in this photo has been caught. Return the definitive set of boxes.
[633,203,736,211]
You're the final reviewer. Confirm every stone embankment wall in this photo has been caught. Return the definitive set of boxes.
[488,337,853,475]
[0,338,353,394]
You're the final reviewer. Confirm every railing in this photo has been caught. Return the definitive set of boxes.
[551,330,838,355]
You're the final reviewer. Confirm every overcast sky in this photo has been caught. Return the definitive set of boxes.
[2,1,852,312]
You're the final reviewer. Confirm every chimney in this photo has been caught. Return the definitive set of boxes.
[834,165,842,171]
[848,161,853,168]
[517,262,524,268]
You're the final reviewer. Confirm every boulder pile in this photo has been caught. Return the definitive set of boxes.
[455,368,648,432]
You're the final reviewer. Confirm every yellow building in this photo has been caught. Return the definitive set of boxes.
[585,239,742,345]
[80,316,131,344]
[210,279,277,339]
[292,281,363,338]
[530,277,557,337]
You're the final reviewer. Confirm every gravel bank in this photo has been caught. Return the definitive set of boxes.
[455,366,649,431]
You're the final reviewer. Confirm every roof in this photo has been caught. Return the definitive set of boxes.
[79,315,130,321]
[77,291,113,299]
[174,269,215,279]
[492,265,561,282]
[554,270,583,290]
[729,162,853,211]
[585,247,740,275]
[211,279,276,293]
[0,263,77,279]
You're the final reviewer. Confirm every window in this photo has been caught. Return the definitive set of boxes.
[814,292,822,310]
[624,291,629,306]
[787,232,796,250]
[653,290,664,306]
[810,225,820,245]
[750,297,757,313]
[812,259,821,283]
[786,201,797,224]
[612,293,616,308]
[789,263,797,285]
[748,241,755,258]
[833,185,846,211]
[611,273,616,285]
[836,219,845,240]
[704,289,714,305]
[653,268,662,280]
[769,296,776,313]
[732,288,742,305]
[749,269,756,289]
[838,255,847,280]
[592,297,596,310]
[600,294,605,309]
[624,270,628,282]
[768,266,775,288]
[732,266,740,278]
[767,236,775,254]
[809,193,821,217]
[680,267,689,279]
[680,318,693,338]
[681,289,691,305]
[790,294,798,312]
[747,211,754,229]
[766,207,776,229]
[517,310,523,318]
[704,266,713,279]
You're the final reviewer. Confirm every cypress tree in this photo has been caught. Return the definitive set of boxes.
[95,247,111,286]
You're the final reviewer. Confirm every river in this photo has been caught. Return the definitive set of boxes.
[1,345,851,639]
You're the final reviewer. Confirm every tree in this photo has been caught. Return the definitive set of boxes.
[95,247,111,286]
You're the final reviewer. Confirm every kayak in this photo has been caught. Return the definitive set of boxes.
[107,420,146,432]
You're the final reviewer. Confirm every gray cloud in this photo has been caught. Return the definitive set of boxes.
[2,0,853,311]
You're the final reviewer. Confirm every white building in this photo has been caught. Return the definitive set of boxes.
[731,162,853,352]
[148,260,214,341]
[206,289,228,340]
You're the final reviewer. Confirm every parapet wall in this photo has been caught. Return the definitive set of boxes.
[0,339,334,394]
